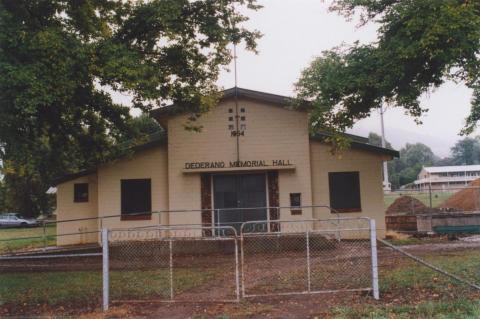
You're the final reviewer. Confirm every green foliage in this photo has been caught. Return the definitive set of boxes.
[118,113,163,145]
[367,132,392,149]
[0,179,6,211]
[450,137,480,165]
[0,0,260,217]
[389,143,438,189]
[296,0,480,135]
[368,133,437,189]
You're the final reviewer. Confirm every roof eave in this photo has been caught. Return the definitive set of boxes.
[310,134,400,158]
[150,87,311,121]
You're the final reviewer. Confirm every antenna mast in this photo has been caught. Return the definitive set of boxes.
[233,24,240,162]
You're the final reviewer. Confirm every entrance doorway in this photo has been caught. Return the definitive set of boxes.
[213,173,267,231]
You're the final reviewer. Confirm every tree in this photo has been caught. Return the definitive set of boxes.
[367,132,392,149]
[391,143,438,189]
[119,113,163,144]
[450,137,480,165]
[0,179,6,212]
[367,133,438,189]
[295,0,480,137]
[0,0,261,217]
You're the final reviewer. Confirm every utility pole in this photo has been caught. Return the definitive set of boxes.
[380,105,391,192]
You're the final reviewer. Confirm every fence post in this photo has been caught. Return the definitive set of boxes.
[43,222,47,251]
[102,228,109,311]
[234,236,240,302]
[428,184,433,208]
[240,230,246,298]
[369,219,379,300]
[169,240,174,300]
[306,230,311,293]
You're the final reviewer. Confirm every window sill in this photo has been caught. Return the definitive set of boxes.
[121,214,152,221]
[334,208,362,213]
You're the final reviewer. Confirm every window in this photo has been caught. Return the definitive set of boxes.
[328,172,361,213]
[290,193,302,215]
[74,183,89,203]
[121,179,152,220]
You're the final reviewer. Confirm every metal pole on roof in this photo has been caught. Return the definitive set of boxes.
[233,42,240,162]
[226,0,240,163]
[380,105,390,191]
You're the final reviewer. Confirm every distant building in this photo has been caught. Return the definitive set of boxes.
[409,165,480,191]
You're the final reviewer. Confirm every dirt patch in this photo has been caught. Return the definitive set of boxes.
[440,178,480,211]
[386,196,433,215]
[104,293,366,319]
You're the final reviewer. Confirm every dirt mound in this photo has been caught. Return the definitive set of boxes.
[387,195,432,215]
[440,179,480,211]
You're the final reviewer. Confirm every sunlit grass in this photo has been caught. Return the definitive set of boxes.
[0,224,56,253]
[331,250,480,318]
[0,268,217,308]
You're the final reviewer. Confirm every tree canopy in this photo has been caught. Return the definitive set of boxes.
[450,137,480,165]
[368,133,438,189]
[0,0,260,216]
[296,0,480,136]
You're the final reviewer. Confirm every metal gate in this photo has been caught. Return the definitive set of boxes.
[106,225,240,305]
[101,217,379,310]
[240,218,378,298]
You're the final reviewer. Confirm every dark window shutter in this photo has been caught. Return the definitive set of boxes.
[121,179,152,215]
[74,183,89,203]
[290,193,301,207]
[328,172,361,212]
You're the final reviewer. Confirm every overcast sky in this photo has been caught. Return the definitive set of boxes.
[215,0,476,158]
[114,0,476,158]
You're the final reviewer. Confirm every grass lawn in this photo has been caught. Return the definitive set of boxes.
[0,267,217,309]
[384,192,454,210]
[0,224,56,253]
[332,299,480,319]
[330,250,480,318]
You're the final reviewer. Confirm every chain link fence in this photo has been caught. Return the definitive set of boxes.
[240,218,375,297]
[375,238,480,310]
[4,218,480,317]
[108,225,240,304]
[0,217,379,315]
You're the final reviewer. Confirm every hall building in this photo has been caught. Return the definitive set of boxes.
[53,88,398,244]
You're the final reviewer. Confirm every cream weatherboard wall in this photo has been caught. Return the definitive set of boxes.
[56,175,99,245]
[310,141,387,237]
[97,147,169,229]
[54,94,393,244]
[166,98,313,225]
[56,147,169,245]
